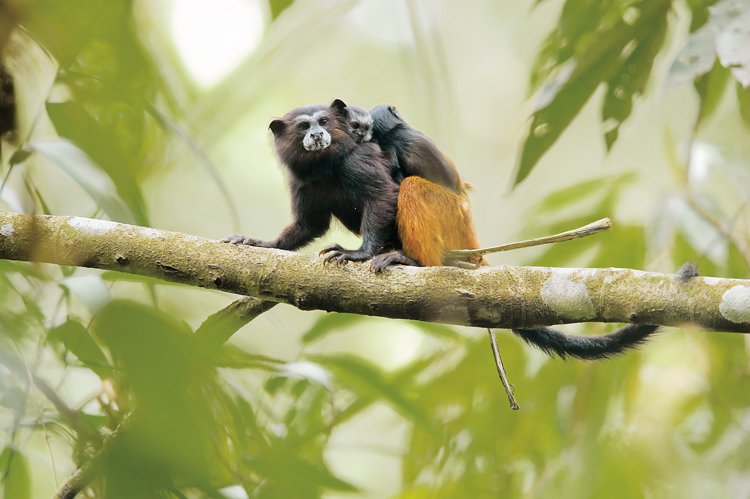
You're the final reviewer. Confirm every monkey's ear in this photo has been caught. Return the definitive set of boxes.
[269,119,285,136]
[330,99,347,113]
[388,105,402,120]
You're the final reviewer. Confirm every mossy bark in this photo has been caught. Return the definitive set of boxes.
[1,212,749,332]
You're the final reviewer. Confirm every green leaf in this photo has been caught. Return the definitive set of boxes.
[302,313,368,344]
[310,354,434,431]
[209,344,283,370]
[48,319,112,377]
[603,8,668,150]
[251,454,357,496]
[529,0,613,91]
[92,301,223,483]
[516,0,671,185]
[535,173,635,216]
[28,140,135,223]
[405,321,462,342]
[0,446,31,499]
[46,101,149,225]
[694,62,730,126]
[737,81,750,127]
[269,0,295,19]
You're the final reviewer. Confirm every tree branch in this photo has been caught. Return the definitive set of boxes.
[1,211,749,332]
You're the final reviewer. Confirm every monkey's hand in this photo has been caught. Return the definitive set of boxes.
[221,235,274,247]
[319,244,373,267]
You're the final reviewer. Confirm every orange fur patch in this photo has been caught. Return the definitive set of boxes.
[397,176,485,266]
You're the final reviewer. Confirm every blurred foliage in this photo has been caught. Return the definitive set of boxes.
[0,0,748,498]
[517,0,750,185]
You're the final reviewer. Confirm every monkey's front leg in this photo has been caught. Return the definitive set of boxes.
[319,197,396,266]
[223,216,330,251]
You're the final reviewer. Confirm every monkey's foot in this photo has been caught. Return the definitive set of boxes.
[221,235,269,247]
[370,251,420,272]
[319,245,372,267]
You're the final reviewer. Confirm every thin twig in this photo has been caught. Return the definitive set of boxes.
[685,191,750,267]
[446,217,612,259]
[486,329,519,410]
[53,420,128,499]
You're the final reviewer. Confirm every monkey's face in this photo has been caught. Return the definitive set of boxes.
[270,108,335,153]
[346,108,373,144]
[296,111,333,151]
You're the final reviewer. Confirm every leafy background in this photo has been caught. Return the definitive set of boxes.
[1,0,749,497]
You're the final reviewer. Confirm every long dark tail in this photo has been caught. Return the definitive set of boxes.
[511,324,658,360]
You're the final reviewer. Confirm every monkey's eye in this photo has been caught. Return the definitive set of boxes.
[297,122,310,131]
[351,122,360,129]
[363,124,371,130]
[318,117,329,126]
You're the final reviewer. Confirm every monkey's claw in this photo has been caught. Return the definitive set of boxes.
[319,244,345,256]
[320,247,371,267]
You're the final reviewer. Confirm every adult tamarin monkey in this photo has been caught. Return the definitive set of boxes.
[362,104,658,360]
[223,99,400,265]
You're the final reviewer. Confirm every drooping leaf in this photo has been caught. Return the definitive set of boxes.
[603,7,668,150]
[405,321,462,342]
[48,319,112,377]
[737,81,750,126]
[535,173,635,216]
[516,0,672,185]
[28,140,135,223]
[92,300,225,489]
[209,344,283,370]
[310,354,434,431]
[694,62,731,125]
[250,454,357,497]
[269,0,295,20]
[0,446,31,499]
[302,313,368,344]
[46,101,149,225]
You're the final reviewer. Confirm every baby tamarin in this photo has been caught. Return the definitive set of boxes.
[223,99,400,265]
[365,104,483,270]
[361,104,658,360]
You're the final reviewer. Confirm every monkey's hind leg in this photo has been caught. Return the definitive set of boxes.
[371,251,419,272]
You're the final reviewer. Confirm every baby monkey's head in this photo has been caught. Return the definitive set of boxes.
[343,104,373,143]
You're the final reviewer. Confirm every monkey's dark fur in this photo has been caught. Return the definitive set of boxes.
[513,325,658,360]
[370,104,461,192]
[223,99,400,265]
